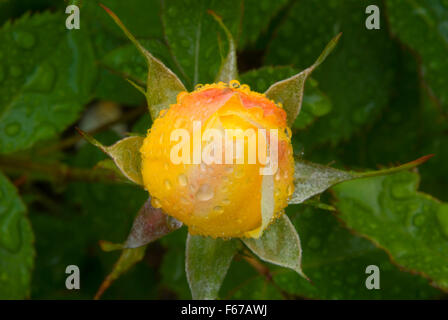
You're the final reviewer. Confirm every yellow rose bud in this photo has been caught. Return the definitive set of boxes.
[140,81,294,238]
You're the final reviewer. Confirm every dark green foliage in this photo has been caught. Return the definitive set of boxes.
[1,0,447,300]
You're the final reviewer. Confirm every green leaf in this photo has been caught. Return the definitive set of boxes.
[125,197,182,248]
[186,235,238,299]
[85,0,164,41]
[102,5,186,120]
[237,0,289,47]
[266,0,397,145]
[101,39,179,87]
[161,0,241,88]
[209,10,238,83]
[0,172,34,299]
[95,246,147,299]
[333,171,448,291]
[240,67,332,129]
[220,259,283,299]
[0,11,96,154]
[290,156,433,205]
[273,206,441,299]
[243,214,306,279]
[265,33,340,126]
[386,0,448,111]
[159,227,191,299]
[78,130,144,185]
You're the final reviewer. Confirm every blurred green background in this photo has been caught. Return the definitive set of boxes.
[0,0,447,299]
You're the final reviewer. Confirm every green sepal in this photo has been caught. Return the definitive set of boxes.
[101,4,186,120]
[243,214,308,280]
[77,129,144,186]
[265,33,341,126]
[186,234,239,300]
[290,155,434,205]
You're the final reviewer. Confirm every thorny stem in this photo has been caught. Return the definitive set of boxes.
[0,156,126,184]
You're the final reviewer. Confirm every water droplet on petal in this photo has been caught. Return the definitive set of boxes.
[222,199,230,205]
[164,179,172,190]
[151,197,162,208]
[275,171,281,181]
[213,206,224,215]
[196,184,214,201]
[178,174,187,186]
[229,79,240,88]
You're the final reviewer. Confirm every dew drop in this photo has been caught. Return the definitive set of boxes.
[151,197,162,208]
[27,63,56,92]
[164,179,172,190]
[213,206,224,215]
[196,184,214,201]
[412,214,425,227]
[13,30,36,49]
[287,184,294,196]
[178,174,188,187]
[229,79,240,88]
[222,199,230,205]
[4,122,21,137]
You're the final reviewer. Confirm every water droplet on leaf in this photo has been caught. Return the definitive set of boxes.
[13,30,36,49]
[4,122,21,136]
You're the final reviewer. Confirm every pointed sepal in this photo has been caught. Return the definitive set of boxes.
[101,4,186,119]
[243,214,307,280]
[209,10,238,83]
[94,246,146,300]
[186,235,239,300]
[125,197,182,249]
[290,155,434,204]
[265,33,341,126]
[77,129,144,185]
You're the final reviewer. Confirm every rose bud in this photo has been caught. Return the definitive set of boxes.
[140,81,294,238]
